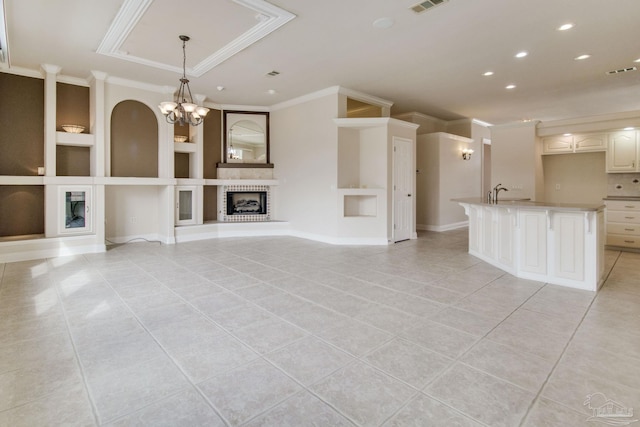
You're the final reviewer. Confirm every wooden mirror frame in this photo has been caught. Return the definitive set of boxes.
[220,110,273,168]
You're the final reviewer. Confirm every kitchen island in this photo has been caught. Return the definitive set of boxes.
[455,198,606,291]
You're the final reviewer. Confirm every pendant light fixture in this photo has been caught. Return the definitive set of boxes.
[159,35,209,126]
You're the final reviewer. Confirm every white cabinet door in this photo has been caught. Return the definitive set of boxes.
[496,208,515,268]
[607,131,638,172]
[552,212,585,281]
[519,210,547,275]
[175,186,197,225]
[574,133,606,152]
[60,186,92,234]
[481,207,496,260]
[542,136,573,154]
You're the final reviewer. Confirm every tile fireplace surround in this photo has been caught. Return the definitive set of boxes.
[216,167,275,223]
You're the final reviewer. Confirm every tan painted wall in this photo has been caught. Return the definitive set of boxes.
[542,152,607,204]
[110,100,158,177]
[56,82,90,131]
[0,186,45,237]
[56,146,90,176]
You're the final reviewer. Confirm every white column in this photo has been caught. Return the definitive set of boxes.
[41,64,61,177]
[89,71,107,177]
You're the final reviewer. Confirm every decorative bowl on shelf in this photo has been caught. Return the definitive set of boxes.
[174,135,188,143]
[61,125,85,134]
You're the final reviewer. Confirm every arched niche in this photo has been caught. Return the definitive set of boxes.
[110,100,158,177]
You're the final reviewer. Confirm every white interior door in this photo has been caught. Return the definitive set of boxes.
[393,137,413,242]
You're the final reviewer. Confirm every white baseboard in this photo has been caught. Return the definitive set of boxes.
[417,221,469,232]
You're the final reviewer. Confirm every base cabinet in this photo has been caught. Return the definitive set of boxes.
[606,200,640,249]
[461,202,604,291]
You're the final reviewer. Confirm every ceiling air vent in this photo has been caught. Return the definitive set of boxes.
[266,70,280,77]
[411,0,449,14]
[606,67,637,75]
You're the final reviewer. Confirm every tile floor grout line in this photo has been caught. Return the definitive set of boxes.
[51,254,102,427]
[90,255,238,426]
[516,249,624,427]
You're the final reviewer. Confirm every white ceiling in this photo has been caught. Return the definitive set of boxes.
[3,0,640,125]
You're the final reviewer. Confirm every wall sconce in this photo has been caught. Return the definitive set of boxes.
[462,148,474,160]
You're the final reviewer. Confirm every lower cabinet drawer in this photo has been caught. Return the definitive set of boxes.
[607,211,640,224]
[607,233,640,248]
[607,223,640,236]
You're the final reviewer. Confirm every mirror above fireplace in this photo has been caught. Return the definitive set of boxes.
[221,111,273,168]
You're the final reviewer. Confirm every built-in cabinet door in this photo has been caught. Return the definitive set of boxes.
[175,186,197,225]
[607,131,638,172]
[519,210,547,275]
[59,186,92,234]
[552,212,585,281]
[574,133,606,152]
[496,208,515,268]
[542,136,573,154]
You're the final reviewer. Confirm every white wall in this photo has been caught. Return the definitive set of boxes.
[490,122,543,201]
[417,133,480,229]
[105,186,162,242]
[543,152,607,203]
[271,93,340,239]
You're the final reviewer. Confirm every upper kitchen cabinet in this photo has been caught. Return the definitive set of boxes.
[607,130,638,172]
[542,133,606,155]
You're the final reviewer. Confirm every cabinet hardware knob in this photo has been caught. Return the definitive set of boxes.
[625,216,635,219]
[624,240,635,243]
[624,205,636,208]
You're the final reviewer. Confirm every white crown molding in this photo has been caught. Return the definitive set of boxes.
[270,86,341,111]
[41,64,61,75]
[393,111,447,125]
[220,104,270,112]
[96,0,295,77]
[106,75,174,94]
[0,65,43,79]
[472,118,493,127]
[338,87,394,109]
[57,75,90,87]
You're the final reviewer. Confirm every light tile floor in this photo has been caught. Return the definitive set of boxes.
[1,230,639,426]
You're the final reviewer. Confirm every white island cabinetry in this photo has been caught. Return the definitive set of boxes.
[457,199,605,291]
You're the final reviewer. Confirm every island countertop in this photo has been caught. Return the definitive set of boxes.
[453,197,605,212]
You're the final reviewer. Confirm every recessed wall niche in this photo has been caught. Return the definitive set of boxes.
[0,186,45,238]
[57,146,90,176]
[0,73,44,176]
[56,82,90,132]
[110,100,158,177]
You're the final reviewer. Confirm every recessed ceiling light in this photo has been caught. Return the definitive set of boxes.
[515,51,528,58]
[558,23,574,31]
[574,54,591,60]
[373,17,394,29]
[267,89,277,95]
[624,127,634,131]
[563,133,572,136]
[505,84,516,89]
[216,86,225,91]
[483,71,494,76]
[634,58,640,63]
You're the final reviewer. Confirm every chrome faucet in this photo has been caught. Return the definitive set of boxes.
[493,183,509,203]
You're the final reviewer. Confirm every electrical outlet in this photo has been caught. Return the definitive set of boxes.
[555,184,561,191]
[130,217,137,223]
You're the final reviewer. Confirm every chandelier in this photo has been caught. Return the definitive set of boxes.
[158,35,209,126]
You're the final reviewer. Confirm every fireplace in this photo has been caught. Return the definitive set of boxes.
[219,185,271,222]
[227,191,267,215]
